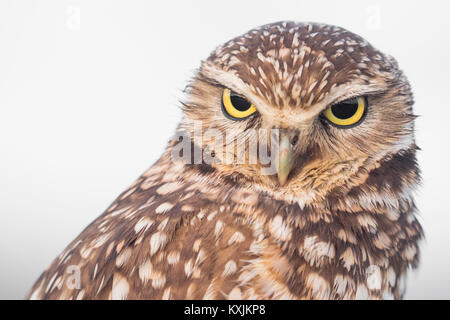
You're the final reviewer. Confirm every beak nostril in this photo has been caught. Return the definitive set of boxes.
[290,135,299,146]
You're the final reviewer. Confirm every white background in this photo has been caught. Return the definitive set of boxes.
[0,0,449,299]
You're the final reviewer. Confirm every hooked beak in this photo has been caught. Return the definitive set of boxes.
[276,134,296,187]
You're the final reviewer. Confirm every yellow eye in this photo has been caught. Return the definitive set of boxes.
[322,97,367,128]
[222,88,257,120]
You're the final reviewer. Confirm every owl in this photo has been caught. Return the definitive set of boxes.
[27,21,422,300]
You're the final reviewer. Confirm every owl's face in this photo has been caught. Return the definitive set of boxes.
[179,21,415,204]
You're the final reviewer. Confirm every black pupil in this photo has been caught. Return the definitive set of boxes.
[331,99,359,119]
[230,93,251,111]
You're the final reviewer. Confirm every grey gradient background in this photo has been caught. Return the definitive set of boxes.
[1,0,449,299]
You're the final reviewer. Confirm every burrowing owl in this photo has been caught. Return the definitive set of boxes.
[28,21,422,300]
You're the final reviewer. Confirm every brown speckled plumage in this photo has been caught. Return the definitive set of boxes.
[27,21,422,300]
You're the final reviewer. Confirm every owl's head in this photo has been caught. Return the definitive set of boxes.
[176,21,417,205]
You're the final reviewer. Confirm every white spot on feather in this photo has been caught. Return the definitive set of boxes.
[228,287,242,299]
[306,273,330,299]
[222,260,237,277]
[402,244,417,261]
[301,236,335,266]
[215,220,224,239]
[269,215,292,241]
[385,267,396,287]
[162,287,171,300]
[167,251,180,265]
[185,259,193,278]
[355,284,369,300]
[134,217,154,233]
[366,265,382,290]
[152,273,166,289]
[116,248,132,267]
[228,231,245,245]
[193,239,202,252]
[75,289,85,300]
[111,273,129,300]
[155,202,174,214]
[139,260,153,283]
[156,182,181,195]
[149,232,168,255]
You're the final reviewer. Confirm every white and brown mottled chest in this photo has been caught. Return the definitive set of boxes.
[213,188,421,300]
